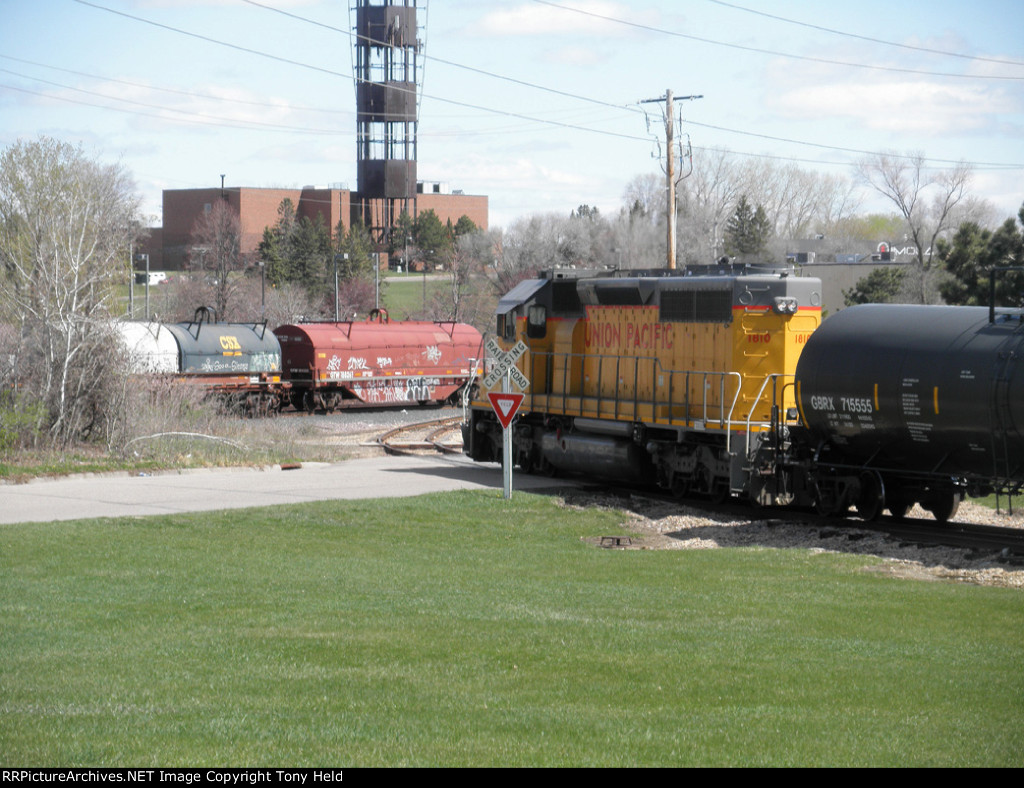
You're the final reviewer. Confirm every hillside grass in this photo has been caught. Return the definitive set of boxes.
[1,491,1021,767]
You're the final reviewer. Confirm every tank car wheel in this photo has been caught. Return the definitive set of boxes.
[814,487,840,517]
[886,498,911,521]
[855,472,885,522]
[926,490,962,524]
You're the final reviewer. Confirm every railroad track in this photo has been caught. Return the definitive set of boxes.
[592,484,1024,559]
[377,416,464,455]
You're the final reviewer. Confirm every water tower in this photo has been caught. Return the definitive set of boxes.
[351,0,426,247]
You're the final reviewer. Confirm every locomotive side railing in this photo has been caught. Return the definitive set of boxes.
[519,349,755,445]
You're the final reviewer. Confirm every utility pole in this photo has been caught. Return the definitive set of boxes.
[640,90,702,270]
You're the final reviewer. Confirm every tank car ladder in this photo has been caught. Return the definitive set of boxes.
[990,348,1020,496]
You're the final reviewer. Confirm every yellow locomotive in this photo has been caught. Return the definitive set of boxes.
[462,265,823,503]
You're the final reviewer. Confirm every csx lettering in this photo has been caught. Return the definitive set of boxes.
[219,336,241,351]
[810,396,834,411]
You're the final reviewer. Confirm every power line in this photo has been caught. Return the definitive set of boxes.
[236,1,1024,170]
[530,0,1024,81]
[70,0,651,145]
[0,81,354,138]
[53,0,1024,172]
[0,69,349,135]
[0,54,353,116]
[705,0,1024,68]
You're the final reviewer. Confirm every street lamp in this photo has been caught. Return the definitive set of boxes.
[333,253,348,322]
[257,260,265,321]
[134,253,150,320]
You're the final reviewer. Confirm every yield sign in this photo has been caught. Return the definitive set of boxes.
[487,392,525,430]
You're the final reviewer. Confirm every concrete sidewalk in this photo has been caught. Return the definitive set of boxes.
[0,455,572,525]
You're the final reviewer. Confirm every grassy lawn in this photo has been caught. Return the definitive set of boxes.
[1,491,1021,766]
[380,273,447,319]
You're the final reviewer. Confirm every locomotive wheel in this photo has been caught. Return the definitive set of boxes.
[855,472,885,522]
[670,473,690,499]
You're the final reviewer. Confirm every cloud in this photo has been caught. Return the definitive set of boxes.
[772,79,1011,135]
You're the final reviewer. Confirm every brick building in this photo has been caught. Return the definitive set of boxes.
[149,184,488,270]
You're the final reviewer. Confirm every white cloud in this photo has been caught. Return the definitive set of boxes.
[773,79,1009,135]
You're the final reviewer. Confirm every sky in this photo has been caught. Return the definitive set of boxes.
[2,0,1023,231]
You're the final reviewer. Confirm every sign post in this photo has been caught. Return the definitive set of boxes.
[484,339,529,500]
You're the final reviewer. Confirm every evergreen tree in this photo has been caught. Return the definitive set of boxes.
[258,199,297,286]
[454,215,478,237]
[843,267,906,307]
[415,209,453,263]
[724,195,772,258]
[938,204,1024,307]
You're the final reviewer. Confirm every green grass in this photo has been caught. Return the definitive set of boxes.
[381,273,447,319]
[1,491,1022,766]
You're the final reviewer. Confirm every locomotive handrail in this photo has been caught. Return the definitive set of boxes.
[521,348,744,437]
[744,373,795,458]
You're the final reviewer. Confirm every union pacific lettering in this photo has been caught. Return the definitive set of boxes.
[585,320,673,351]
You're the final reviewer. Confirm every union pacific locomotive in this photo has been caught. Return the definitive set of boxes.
[463,266,1024,523]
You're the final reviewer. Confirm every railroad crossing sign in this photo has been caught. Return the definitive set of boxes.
[482,338,530,390]
[487,391,525,430]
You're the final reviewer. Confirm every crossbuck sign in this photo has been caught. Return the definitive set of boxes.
[483,338,530,391]
[483,338,530,500]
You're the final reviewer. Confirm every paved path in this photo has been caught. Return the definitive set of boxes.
[0,456,572,525]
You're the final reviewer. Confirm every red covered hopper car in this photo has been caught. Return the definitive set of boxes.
[274,309,483,412]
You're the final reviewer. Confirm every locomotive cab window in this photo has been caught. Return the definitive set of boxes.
[526,305,547,339]
[496,313,514,340]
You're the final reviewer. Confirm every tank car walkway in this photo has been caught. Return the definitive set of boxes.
[0,456,572,525]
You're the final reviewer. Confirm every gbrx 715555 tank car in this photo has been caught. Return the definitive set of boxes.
[791,302,1024,521]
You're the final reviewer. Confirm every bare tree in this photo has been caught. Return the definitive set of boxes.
[424,232,496,330]
[677,148,744,263]
[188,199,245,319]
[856,151,973,303]
[0,137,141,446]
